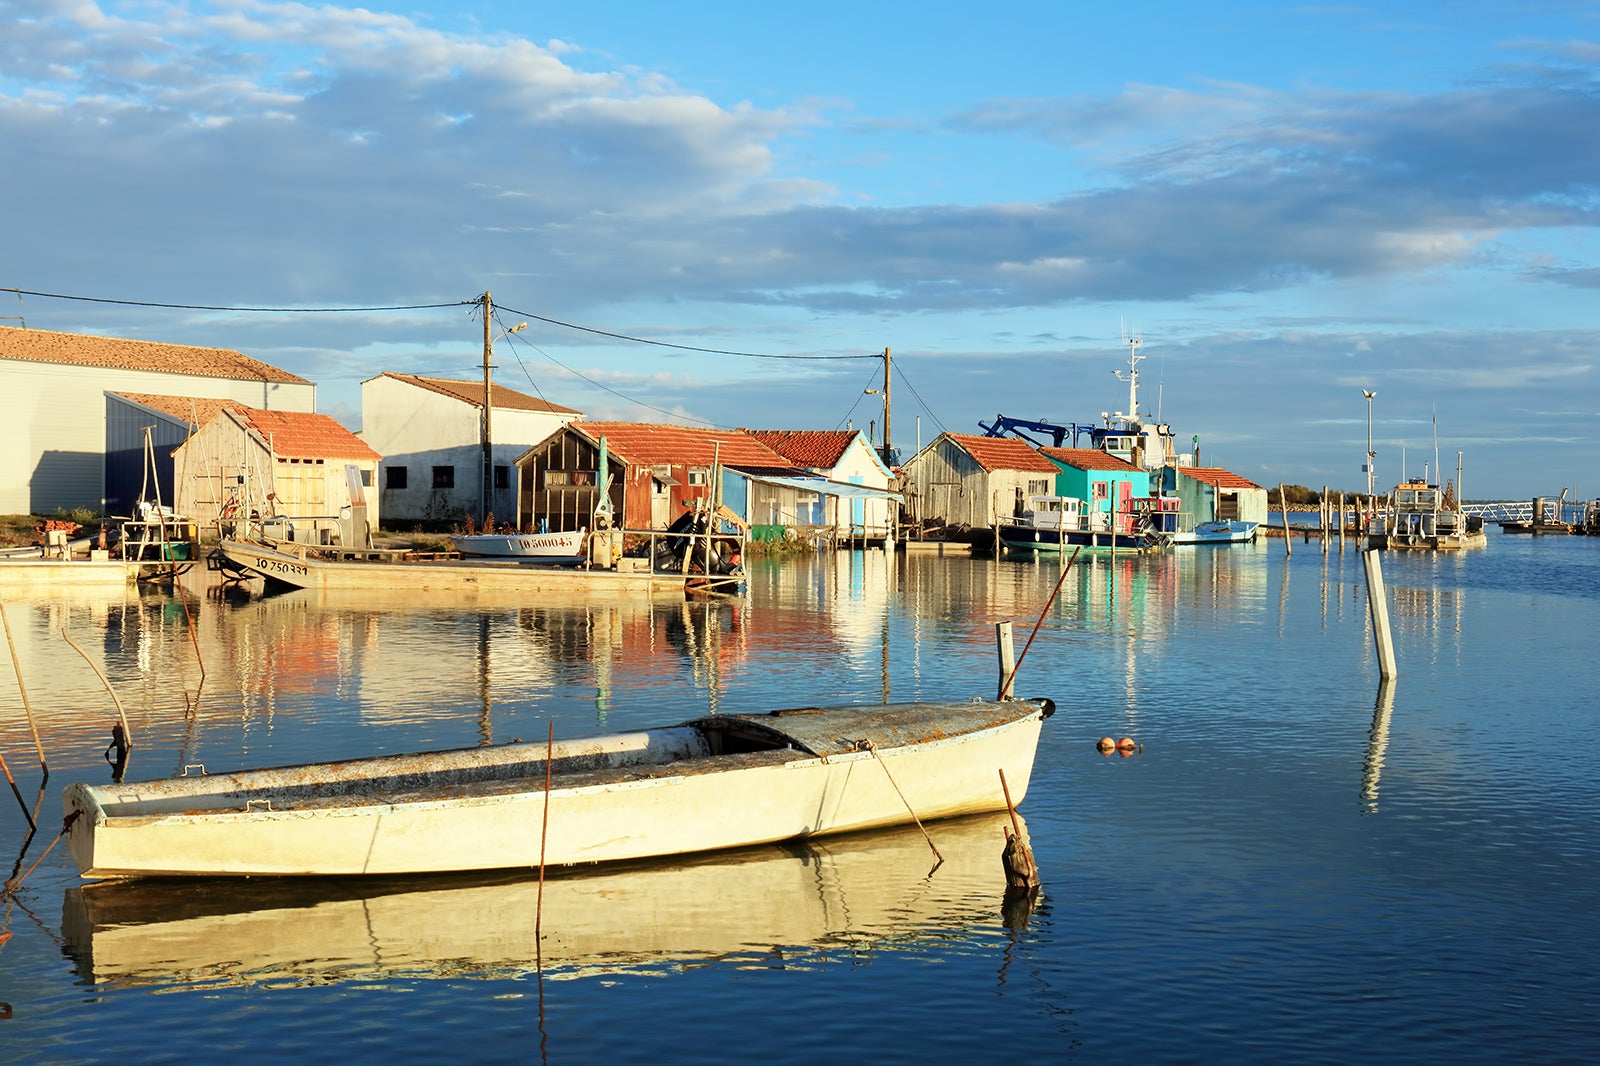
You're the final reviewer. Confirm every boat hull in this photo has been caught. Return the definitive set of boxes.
[1172,520,1259,545]
[999,525,1165,553]
[449,528,586,563]
[1367,531,1487,550]
[64,700,1050,879]
[217,539,685,595]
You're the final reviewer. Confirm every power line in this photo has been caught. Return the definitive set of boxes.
[496,325,722,428]
[1,287,471,313]
[492,301,875,361]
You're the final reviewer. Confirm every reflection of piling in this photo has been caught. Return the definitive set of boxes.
[1362,548,1398,678]
[1361,678,1397,813]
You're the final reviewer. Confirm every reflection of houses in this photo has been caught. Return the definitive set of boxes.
[1,326,314,514]
[900,433,1060,532]
[1170,467,1268,527]
[1039,447,1151,526]
[744,429,899,544]
[128,395,384,535]
[360,373,581,524]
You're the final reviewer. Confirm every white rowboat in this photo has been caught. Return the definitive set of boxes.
[63,698,1053,879]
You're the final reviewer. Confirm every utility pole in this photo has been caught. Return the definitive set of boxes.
[481,291,493,525]
[881,347,892,467]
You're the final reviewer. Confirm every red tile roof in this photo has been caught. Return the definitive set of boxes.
[118,392,379,460]
[383,373,579,415]
[115,392,248,429]
[944,433,1059,474]
[572,423,792,468]
[1180,466,1263,490]
[1040,447,1141,473]
[235,408,382,462]
[1,326,309,383]
[742,429,858,468]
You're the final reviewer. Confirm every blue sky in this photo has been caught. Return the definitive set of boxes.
[5,0,1599,498]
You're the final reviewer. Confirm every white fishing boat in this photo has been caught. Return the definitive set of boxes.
[1171,518,1259,545]
[998,494,1174,553]
[1367,479,1486,550]
[63,697,1053,879]
[449,526,586,563]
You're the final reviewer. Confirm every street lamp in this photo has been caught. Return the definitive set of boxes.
[1362,389,1377,498]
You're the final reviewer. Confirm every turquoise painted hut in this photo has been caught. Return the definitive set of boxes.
[1038,447,1151,528]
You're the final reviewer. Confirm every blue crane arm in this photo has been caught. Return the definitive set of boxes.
[977,414,1074,448]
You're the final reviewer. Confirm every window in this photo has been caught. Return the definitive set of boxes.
[1028,479,1050,496]
[545,471,571,488]
[360,469,372,487]
[688,469,708,487]
[433,465,455,489]
[494,465,510,490]
[1091,481,1109,502]
[386,466,408,490]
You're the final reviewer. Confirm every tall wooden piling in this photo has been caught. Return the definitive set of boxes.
[995,621,1016,699]
[1362,548,1398,678]
[1279,485,1292,556]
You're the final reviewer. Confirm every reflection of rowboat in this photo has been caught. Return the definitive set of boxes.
[64,698,1053,879]
[449,527,587,563]
[61,812,1026,989]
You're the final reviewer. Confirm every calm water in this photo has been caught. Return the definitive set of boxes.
[2,532,1597,1063]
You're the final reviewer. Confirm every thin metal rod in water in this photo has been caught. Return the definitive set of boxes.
[0,745,34,832]
[61,628,134,751]
[998,546,1082,699]
[0,599,47,778]
[536,721,554,954]
[866,741,942,864]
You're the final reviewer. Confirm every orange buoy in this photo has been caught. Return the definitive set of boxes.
[1097,736,1115,754]
[1118,736,1136,751]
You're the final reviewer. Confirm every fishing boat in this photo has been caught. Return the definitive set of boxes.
[1171,518,1259,546]
[62,697,1054,879]
[999,494,1173,553]
[449,526,587,563]
[1367,479,1486,550]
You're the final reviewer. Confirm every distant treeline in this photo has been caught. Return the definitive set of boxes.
[1274,485,1371,506]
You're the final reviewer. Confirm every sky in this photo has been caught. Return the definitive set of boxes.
[5,0,1599,500]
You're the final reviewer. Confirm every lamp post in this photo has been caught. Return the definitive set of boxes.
[1362,389,1377,498]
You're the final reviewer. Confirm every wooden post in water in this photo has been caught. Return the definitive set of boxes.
[1279,485,1292,556]
[995,621,1016,699]
[1339,492,1346,551]
[1362,547,1398,678]
[1321,486,1330,554]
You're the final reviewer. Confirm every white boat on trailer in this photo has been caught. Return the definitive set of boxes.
[63,697,1054,879]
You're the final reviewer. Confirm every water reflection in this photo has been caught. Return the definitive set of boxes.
[62,812,1021,991]
[1360,679,1398,814]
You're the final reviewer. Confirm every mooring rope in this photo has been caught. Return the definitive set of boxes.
[864,740,942,865]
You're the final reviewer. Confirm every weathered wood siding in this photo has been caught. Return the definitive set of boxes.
[903,437,1051,529]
